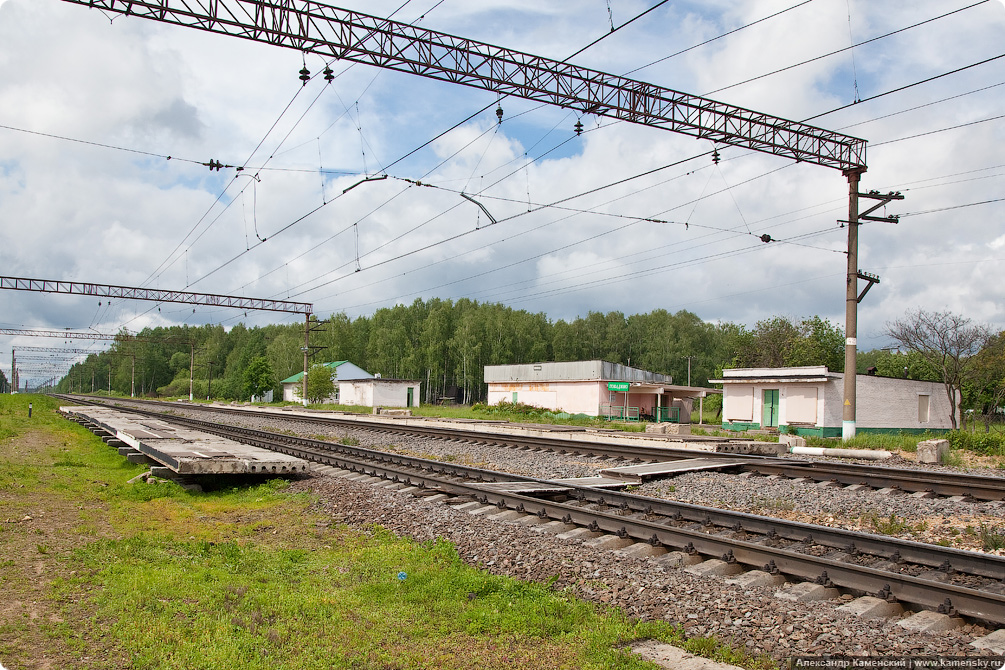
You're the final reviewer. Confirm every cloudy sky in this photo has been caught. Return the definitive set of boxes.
[2,0,1004,384]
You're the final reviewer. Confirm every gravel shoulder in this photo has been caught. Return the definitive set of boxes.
[297,473,994,660]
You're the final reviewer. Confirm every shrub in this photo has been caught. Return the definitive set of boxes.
[946,431,1005,456]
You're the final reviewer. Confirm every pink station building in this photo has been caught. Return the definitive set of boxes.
[484,360,713,423]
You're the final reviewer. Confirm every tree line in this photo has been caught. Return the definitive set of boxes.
[50,301,1004,427]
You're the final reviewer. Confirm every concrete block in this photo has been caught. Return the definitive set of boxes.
[467,505,499,516]
[126,453,158,465]
[530,520,577,535]
[896,610,963,632]
[149,466,174,478]
[118,447,139,456]
[449,501,484,512]
[909,490,936,499]
[556,527,602,541]
[396,486,421,495]
[775,582,840,602]
[584,534,636,550]
[657,551,704,569]
[630,640,746,670]
[515,515,547,527]
[616,543,668,559]
[837,596,904,619]
[726,570,786,589]
[970,628,1005,654]
[717,441,786,456]
[917,570,950,583]
[685,559,744,577]
[778,434,806,448]
[422,494,450,504]
[917,439,950,464]
[486,509,525,522]
[844,484,871,492]
[875,487,901,496]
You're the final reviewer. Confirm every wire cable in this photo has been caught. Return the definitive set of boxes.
[705,1,990,96]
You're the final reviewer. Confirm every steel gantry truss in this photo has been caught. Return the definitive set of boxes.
[55,0,896,435]
[58,0,866,171]
[1,277,316,401]
[0,328,133,341]
[11,346,109,354]
[0,276,312,315]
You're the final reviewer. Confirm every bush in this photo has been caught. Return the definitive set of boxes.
[946,431,1005,456]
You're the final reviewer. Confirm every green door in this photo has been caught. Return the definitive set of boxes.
[406,387,414,408]
[762,389,779,428]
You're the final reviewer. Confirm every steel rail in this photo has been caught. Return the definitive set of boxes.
[63,397,1005,624]
[77,396,1005,501]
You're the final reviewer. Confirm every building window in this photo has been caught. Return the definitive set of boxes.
[918,394,930,423]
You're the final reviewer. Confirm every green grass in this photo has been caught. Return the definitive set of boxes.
[979,523,1005,552]
[866,513,913,536]
[802,432,926,452]
[1,394,773,670]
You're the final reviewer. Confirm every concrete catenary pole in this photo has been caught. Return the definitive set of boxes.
[302,313,310,406]
[842,169,864,441]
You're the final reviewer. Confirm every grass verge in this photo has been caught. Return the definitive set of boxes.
[1,395,772,669]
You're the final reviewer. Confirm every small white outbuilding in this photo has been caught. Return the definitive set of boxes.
[713,366,956,436]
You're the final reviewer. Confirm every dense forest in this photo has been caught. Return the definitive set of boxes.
[53,298,918,404]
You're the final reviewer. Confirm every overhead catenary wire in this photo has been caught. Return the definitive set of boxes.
[804,53,1005,123]
[703,0,991,97]
[323,152,1003,315]
[871,113,1005,147]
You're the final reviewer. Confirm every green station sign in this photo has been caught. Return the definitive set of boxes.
[607,382,630,392]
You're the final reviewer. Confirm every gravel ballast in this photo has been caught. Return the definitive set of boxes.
[111,402,1005,658]
[298,473,995,660]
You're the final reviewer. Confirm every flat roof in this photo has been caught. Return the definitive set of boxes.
[484,360,672,384]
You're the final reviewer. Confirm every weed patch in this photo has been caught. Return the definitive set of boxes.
[979,523,1005,552]
[868,513,912,535]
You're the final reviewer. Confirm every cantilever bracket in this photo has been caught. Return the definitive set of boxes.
[856,270,880,303]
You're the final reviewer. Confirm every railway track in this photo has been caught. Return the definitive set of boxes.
[64,395,1005,501]
[62,396,1005,626]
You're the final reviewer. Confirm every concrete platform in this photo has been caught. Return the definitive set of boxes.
[63,406,310,476]
[599,458,740,484]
